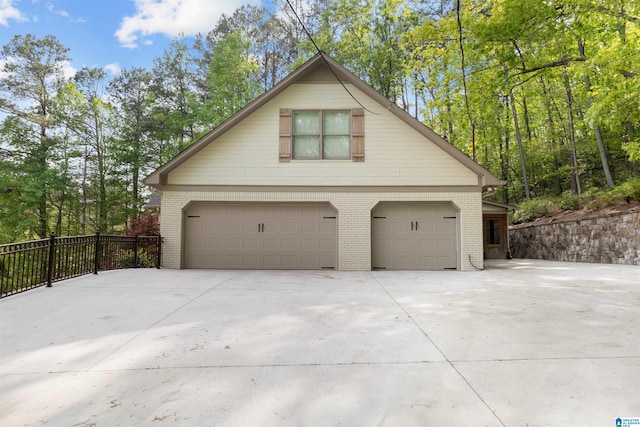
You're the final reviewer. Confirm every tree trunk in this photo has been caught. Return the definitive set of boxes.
[81,145,88,235]
[501,95,511,206]
[37,126,49,239]
[578,39,614,187]
[509,91,531,200]
[563,70,582,196]
[539,78,563,195]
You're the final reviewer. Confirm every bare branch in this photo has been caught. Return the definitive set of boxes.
[512,56,587,77]
[595,6,639,23]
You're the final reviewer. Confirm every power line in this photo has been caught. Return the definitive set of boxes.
[284,0,378,114]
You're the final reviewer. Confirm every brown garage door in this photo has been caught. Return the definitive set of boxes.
[371,202,458,270]
[184,203,336,269]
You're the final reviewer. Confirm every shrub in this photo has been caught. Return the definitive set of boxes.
[513,198,552,223]
[126,211,159,236]
[115,249,156,268]
[555,192,580,211]
[613,178,640,202]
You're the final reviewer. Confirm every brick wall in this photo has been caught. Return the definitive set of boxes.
[160,190,483,271]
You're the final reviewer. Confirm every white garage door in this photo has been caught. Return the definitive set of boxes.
[184,203,337,269]
[371,202,458,270]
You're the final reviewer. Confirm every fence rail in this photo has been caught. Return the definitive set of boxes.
[0,233,162,298]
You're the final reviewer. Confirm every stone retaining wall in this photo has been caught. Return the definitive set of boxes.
[509,210,640,265]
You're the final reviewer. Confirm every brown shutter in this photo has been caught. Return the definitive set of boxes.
[279,109,292,162]
[351,108,364,162]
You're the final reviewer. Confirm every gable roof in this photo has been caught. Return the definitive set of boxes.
[145,52,503,189]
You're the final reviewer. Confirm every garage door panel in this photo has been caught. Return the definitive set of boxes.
[436,222,454,233]
[300,221,318,232]
[224,255,242,266]
[226,238,241,250]
[393,256,411,269]
[284,257,299,268]
[225,221,242,233]
[418,239,435,250]
[437,239,453,250]
[438,255,455,266]
[394,239,410,250]
[419,223,434,233]
[318,222,335,233]
[263,238,288,250]
[417,256,435,269]
[243,238,258,249]
[206,238,223,249]
[301,239,317,250]
[318,238,334,250]
[280,239,297,250]
[184,203,336,269]
[281,222,296,233]
[372,202,458,270]
[393,223,409,233]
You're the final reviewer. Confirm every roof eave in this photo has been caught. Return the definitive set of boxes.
[144,52,330,187]
[145,52,503,190]
[318,55,503,189]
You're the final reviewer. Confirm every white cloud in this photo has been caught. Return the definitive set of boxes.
[115,0,259,48]
[0,0,28,26]
[60,60,77,80]
[44,1,86,23]
[104,63,121,75]
[45,2,68,17]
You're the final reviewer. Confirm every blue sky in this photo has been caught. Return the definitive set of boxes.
[0,0,273,77]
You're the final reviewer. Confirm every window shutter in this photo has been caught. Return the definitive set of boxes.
[351,108,364,162]
[279,109,292,162]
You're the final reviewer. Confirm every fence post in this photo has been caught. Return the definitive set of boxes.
[94,232,100,275]
[47,232,56,287]
[156,234,162,269]
[133,234,139,268]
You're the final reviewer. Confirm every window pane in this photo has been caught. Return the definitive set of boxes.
[323,135,350,159]
[293,135,320,159]
[486,220,501,244]
[324,111,349,135]
[293,112,319,134]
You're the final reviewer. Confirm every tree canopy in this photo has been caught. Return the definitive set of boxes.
[1,0,638,242]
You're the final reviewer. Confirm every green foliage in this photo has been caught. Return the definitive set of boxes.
[599,178,640,204]
[2,2,639,241]
[555,192,581,211]
[114,249,156,268]
[512,198,553,223]
[201,29,262,128]
[514,179,640,222]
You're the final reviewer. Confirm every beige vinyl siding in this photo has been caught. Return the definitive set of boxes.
[167,83,478,187]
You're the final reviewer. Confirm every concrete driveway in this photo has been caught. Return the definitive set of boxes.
[1,260,638,426]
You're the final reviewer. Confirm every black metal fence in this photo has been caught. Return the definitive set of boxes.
[0,233,162,298]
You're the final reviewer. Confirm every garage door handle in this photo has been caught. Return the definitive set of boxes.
[415,221,418,230]
[258,223,265,232]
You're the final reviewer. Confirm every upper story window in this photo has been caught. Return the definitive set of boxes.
[293,110,350,160]
[279,108,364,163]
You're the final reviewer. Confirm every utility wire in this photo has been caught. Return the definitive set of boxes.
[284,0,379,114]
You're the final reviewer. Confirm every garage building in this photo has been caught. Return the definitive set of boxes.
[144,52,503,271]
